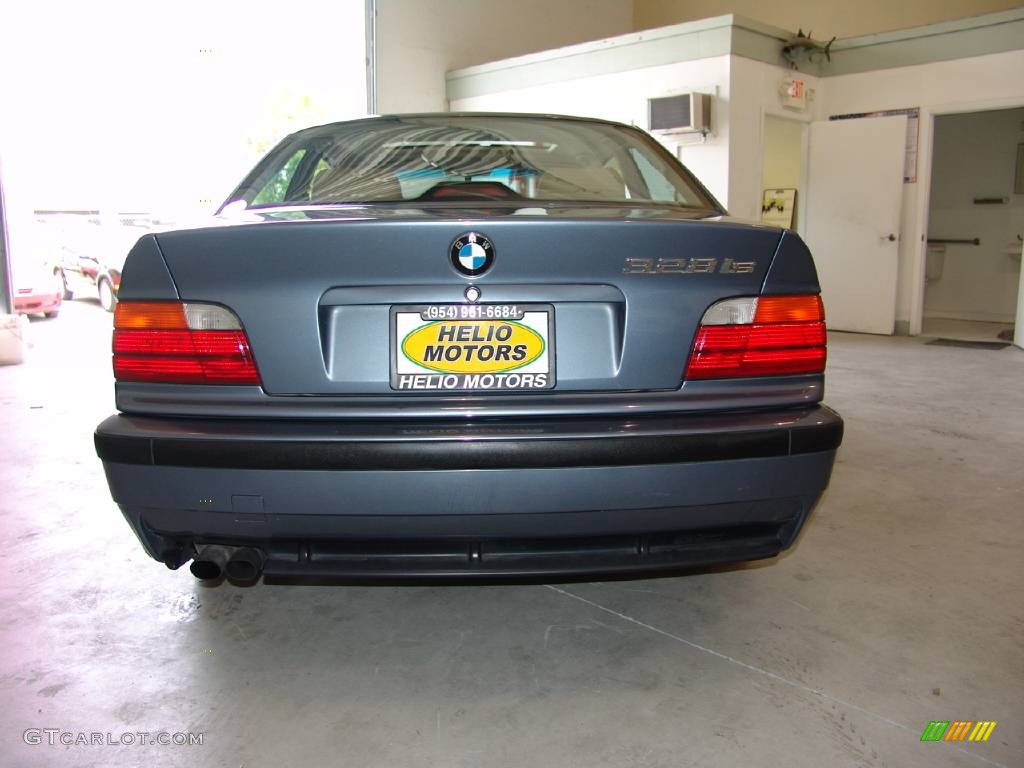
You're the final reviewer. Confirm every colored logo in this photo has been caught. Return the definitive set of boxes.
[920,721,997,743]
[401,319,544,374]
[450,232,494,276]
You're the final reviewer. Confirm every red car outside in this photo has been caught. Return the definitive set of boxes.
[14,258,62,319]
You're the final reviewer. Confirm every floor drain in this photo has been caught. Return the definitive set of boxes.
[926,338,1010,350]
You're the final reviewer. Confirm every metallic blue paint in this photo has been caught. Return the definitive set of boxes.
[95,114,841,580]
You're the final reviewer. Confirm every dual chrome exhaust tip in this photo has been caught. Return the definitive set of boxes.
[189,545,264,586]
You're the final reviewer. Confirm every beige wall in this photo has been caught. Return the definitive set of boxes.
[634,0,1024,38]
[376,0,635,113]
[761,116,804,192]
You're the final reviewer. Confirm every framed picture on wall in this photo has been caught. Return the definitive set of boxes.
[761,188,797,229]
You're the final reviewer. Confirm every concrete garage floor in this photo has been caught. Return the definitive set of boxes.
[1,300,1021,768]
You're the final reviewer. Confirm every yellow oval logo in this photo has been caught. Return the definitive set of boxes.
[401,320,545,374]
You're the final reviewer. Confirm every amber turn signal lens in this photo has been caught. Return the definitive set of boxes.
[114,301,189,330]
[753,295,824,324]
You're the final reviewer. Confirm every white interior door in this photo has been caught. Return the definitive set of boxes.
[1016,237,1024,349]
[804,116,907,334]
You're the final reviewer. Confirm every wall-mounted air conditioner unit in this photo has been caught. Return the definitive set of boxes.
[648,93,711,135]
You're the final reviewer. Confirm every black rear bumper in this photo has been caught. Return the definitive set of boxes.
[96,406,842,581]
[94,408,842,471]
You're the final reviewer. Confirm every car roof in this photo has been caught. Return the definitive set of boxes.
[294,112,639,136]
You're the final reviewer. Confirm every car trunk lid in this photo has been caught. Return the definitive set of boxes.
[154,205,783,395]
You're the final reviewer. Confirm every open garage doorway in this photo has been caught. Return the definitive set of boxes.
[0,0,368,334]
[923,107,1024,345]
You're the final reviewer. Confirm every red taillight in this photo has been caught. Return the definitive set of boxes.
[112,302,260,385]
[685,295,826,380]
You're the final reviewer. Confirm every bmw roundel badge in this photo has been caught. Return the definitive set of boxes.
[450,232,495,277]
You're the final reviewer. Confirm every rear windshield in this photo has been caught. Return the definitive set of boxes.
[227,116,720,210]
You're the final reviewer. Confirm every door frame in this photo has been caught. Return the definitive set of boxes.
[913,96,1024,337]
[757,106,813,237]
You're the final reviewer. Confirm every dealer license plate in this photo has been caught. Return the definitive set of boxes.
[390,304,554,391]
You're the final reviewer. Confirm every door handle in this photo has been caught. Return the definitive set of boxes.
[882,233,897,242]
